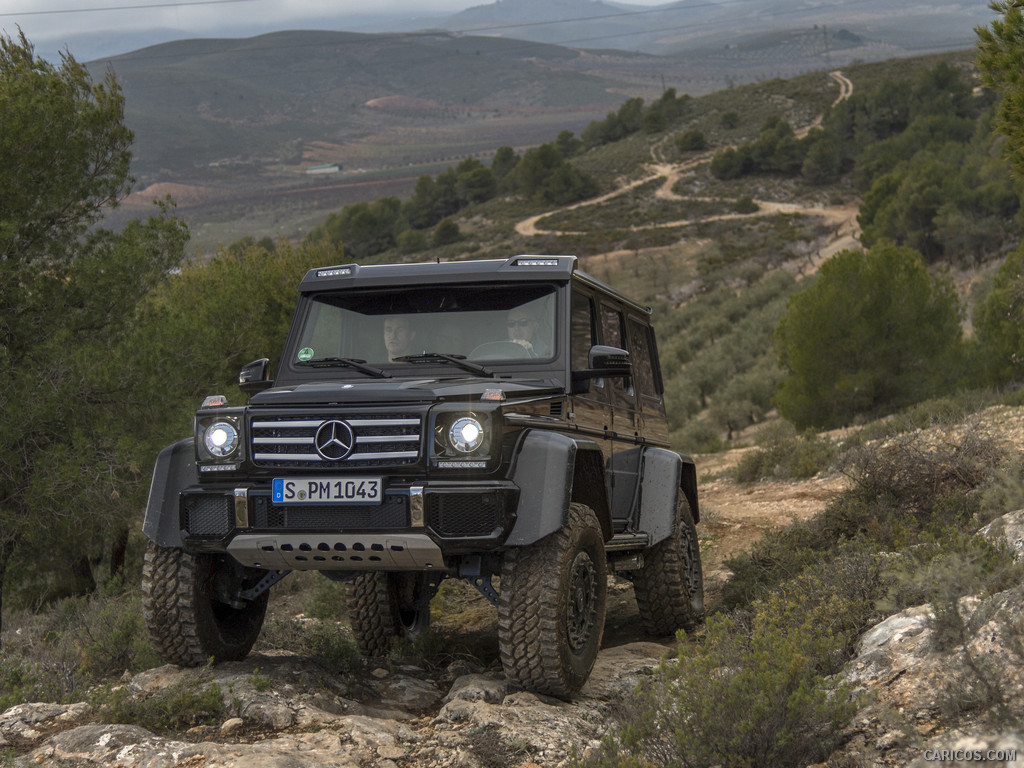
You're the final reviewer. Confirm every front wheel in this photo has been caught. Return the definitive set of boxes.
[633,497,704,637]
[498,502,607,699]
[141,541,268,665]
[349,572,434,657]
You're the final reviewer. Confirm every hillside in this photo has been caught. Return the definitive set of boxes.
[5,406,1024,767]
[443,0,987,57]
[90,30,640,184]
[8,36,1024,767]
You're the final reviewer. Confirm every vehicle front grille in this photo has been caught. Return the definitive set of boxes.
[427,492,501,537]
[250,494,407,530]
[250,413,422,469]
[183,494,233,537]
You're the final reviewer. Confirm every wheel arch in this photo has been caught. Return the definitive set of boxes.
[505,430,612,546]
[638,448,700,546]
[143,437,195,548]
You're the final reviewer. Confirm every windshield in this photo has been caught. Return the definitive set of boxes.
[290,283,557,371]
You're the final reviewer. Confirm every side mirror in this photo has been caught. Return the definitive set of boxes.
[588,345,631,373]
[571,345,632,394]
[239,358,272,394]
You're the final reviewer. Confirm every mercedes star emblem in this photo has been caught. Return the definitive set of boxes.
[314,420,355,461]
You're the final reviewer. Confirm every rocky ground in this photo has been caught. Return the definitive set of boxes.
[6,411,1024,767]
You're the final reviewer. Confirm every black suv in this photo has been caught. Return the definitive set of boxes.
[142,255,703,697]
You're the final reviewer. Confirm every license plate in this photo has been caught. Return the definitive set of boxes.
[272,477,382,505]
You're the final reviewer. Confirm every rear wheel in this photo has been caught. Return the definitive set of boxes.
[141,541,268,665]
[349,572,434,657]
[498,502,607,699]
[633,497,704,637]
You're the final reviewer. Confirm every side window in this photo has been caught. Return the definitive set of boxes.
[628,318,658,399]
[599,304,623,349]
[601,303,635,401]
[571,290,596,370]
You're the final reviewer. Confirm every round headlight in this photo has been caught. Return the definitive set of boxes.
[204,421,239,458]
[449,416,485,454]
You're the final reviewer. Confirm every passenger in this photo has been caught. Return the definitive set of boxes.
[383,316,417,362]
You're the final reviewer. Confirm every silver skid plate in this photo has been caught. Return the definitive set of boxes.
[227,533,448,572]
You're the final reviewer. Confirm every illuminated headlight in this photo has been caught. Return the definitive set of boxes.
[203,421,239,458]
[449,417,485,454]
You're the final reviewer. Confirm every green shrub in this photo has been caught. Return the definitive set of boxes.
[397,229,427,254]
[733,195,759,214]
[676,129,707,152]
[0,590,161,709]
[975,458,1024,526]
[306,576,349,621]
[92,680,225,733]
[0,658,73,712]
[586,590,859,768]
[721,110,740,128]
[732,423,834,483]
[258,617,362,673]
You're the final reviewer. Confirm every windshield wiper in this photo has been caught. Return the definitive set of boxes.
[296,357,391,378]
[392,352,494,377]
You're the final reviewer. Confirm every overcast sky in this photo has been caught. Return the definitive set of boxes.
[0,0,674,44]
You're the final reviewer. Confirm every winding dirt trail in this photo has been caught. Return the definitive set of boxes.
[514,70,860,260]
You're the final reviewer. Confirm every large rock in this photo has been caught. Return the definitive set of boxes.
[6,642,669,768]
[831,579,1024,767]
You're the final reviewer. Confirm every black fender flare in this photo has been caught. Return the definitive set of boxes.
[505,430,611,546]
[638,448,700,546]
[142,437,195,548]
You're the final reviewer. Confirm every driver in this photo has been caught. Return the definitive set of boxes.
[507,305,549,356]
[383,316,417,362]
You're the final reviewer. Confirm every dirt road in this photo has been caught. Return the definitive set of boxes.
[514,69,860,258]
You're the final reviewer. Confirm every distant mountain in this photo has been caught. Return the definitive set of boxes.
[442,0,726,52]
[89,30,642,184]
[34,11,450,64]
[441,0,986,55]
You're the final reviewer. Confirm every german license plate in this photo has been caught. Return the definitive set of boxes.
[272,477,382,504]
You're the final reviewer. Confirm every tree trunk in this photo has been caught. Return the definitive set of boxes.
[0,537,15,646]
[110,526,129,581]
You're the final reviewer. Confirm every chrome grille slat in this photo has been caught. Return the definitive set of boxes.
[250,412,423,468]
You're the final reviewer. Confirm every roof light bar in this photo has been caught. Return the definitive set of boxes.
[316,267,352,278]
[514,258,560,267]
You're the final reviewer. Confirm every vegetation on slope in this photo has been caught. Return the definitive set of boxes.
[6,6,1024,763]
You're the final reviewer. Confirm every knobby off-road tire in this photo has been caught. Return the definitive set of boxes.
[633,497,704,637]
[498,502,608,699]
[141,541,268,665]
[349,572,432,657]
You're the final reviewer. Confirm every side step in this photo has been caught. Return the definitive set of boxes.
[604,532,649,552]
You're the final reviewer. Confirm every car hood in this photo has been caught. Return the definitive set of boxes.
[248,377,563,406]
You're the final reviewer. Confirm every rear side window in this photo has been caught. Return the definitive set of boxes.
[627,318,659,398]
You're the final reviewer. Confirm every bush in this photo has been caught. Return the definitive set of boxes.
[732,423,835,483]
[306,575,349,621]
[585,587,860,768]
[432,217,460,247]
[0,589,161,709]
[733,195,759,214]
[92,679,225,733]
[676,129,707,152]
[258,617,362,673]
[397,229,427,254]
[773,240,965,430]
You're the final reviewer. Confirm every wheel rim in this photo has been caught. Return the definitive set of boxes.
[567,550,598,652]
[680,521,704,611]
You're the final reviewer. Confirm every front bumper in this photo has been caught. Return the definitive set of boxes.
[178,481,519,568]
